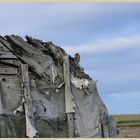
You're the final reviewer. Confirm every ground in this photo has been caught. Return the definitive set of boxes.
[113,114,140,138]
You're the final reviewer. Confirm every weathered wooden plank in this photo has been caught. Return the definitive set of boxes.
[67,113,75,137]
[0,78,13,116]
[0,43,17,58]
[0,67,18,75]
[0,78,4,113]
[25,35,45,49]
[102,124,109,137]
[0,43,10,50]
[2,35,54,79]
[47,44,67,60]
[63,56,75,113]
[0,53,17,59]
[99,106,109,138]
[63,55,75,137]
[0,36,22,59]
[21,64,38,138]
[0,59,21,68]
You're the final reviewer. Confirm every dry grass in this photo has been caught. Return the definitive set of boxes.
[113,114,140,126]
[113,114,140,121]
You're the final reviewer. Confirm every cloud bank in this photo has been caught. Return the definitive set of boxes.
[63,34,140,55]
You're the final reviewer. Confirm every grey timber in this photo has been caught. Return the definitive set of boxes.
[0,35,117,138]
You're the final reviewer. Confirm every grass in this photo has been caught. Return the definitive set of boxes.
[113,114,140,126]
[117,121,140,126]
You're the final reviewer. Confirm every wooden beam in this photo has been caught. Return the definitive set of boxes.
[63,55,75,137]
[0,67,18,75]
[1,35,54,79]
[63,55,75,113]
[102,124,109,137]
[21,64,38,138]
[0,78,4,113]
[0,53,17,59]
[0,36,22,59]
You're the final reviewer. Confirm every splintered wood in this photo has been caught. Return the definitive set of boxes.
[0,35,117,138]
[63,55,75,137]
[21,64,38,138]
[0,78,4,113]
[63,56,75,113]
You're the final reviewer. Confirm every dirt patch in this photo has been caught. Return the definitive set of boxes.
[117,125,140,138]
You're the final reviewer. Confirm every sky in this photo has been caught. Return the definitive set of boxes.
[0,2,140,114]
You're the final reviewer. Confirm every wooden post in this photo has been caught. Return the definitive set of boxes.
[0,78,4,113]
[63,55,75,137]
[102,124,109,137]
[21,64,38,138]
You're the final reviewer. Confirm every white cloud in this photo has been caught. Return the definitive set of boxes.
[0,3,138,31]
[1,3,140,114]
[0,3,96,30]
[63,34,140,55]
[109,91,140,101]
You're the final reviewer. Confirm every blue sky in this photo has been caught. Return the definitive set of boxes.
[0,2,140,114]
